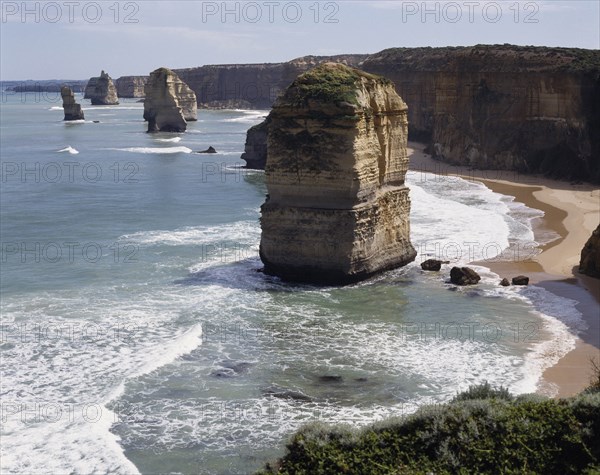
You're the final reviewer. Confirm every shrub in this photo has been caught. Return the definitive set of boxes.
[257,384,600,474]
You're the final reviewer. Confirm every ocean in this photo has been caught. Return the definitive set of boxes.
[0,95,586,474]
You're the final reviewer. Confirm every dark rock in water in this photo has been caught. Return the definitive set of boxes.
[262,385,313,402]
[421,259,448,271]
[318,375,343,383]
[210,360,252,378]
[500,278,510,286]
[210,368,236,378]
[84,70,119,105]
[61,86,85,121]
[241,118,269,169]
[512,275,529,286]
[220,360,252,374]
[93,120,100,123]
[355,377,368,382]
[450,267,481,285]
[580,224,600,278]
[197,146,217,154]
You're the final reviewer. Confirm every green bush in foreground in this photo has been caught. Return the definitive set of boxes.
[258,384,600,474]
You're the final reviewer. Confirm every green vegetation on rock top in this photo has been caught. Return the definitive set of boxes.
[365,44,600,74]
[284,63,391,107]
[257,382,600,474]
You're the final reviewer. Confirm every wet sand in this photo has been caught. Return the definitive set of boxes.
[408,142,600,397]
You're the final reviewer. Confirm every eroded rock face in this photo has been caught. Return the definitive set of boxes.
[362,45,600,183]
[580,224,600,278]
[235,46,599,182]
[260,63,416,284]
[115,76,147,98]
[174,54,368,109]
[143,67,197,133]
[84,70,119,105]
[61,86,84,121]
[241,118,269,169]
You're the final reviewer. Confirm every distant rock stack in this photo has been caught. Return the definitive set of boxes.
[143,67,197,133]
[260,63,417,284]
[61,86,85,121]
[84,70,119,105]
[580,224,600,278]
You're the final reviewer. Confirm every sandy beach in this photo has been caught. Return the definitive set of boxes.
[408,142,600,398]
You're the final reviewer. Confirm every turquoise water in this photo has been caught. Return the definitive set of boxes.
[0,95,584,474]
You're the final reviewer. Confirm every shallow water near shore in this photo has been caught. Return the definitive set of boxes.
[0,96,585,474]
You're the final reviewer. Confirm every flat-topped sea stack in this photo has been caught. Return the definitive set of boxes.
[84,70,119,105]
[260,63,416,284]
[60,86,84,121]
[143,68,197,133]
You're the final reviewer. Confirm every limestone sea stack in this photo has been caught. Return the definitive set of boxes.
[143,68,197,133]
[260,63,417,284]
[60,86,85,121]
[84,70,119,105]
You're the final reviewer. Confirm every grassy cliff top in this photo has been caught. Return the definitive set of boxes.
[363,44,600,74]
[258,382,600,474]
[282,63,392,107]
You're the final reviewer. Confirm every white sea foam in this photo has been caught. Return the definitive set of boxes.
[154,137,182,143]
[0,285,206,475]
[112,146,193,154]
[408,172,511,263]
[57,145,79,154]
[82,106,143,111]
[120,220,260,247]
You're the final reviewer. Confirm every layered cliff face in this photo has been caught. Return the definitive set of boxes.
[361,45,600,183]
[241,117,270,169]
[580,224,600,278]
[237,46,599,182]
[143,68,197,133]
[260,63,416,284]
[60,86,84,121]
[84,70,119,105]
[115,76,147,98]
[174,55,368,109]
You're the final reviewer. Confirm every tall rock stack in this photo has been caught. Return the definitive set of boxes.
[84,70,119,105]
[143,68,197,133]
[60,86,85,121]
[260,63,416,284]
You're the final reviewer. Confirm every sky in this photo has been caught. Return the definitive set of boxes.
[1,0,598,80]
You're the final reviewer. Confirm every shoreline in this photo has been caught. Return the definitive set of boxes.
[407,142,600,398]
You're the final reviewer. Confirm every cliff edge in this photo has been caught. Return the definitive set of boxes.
[361,45,600,182]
